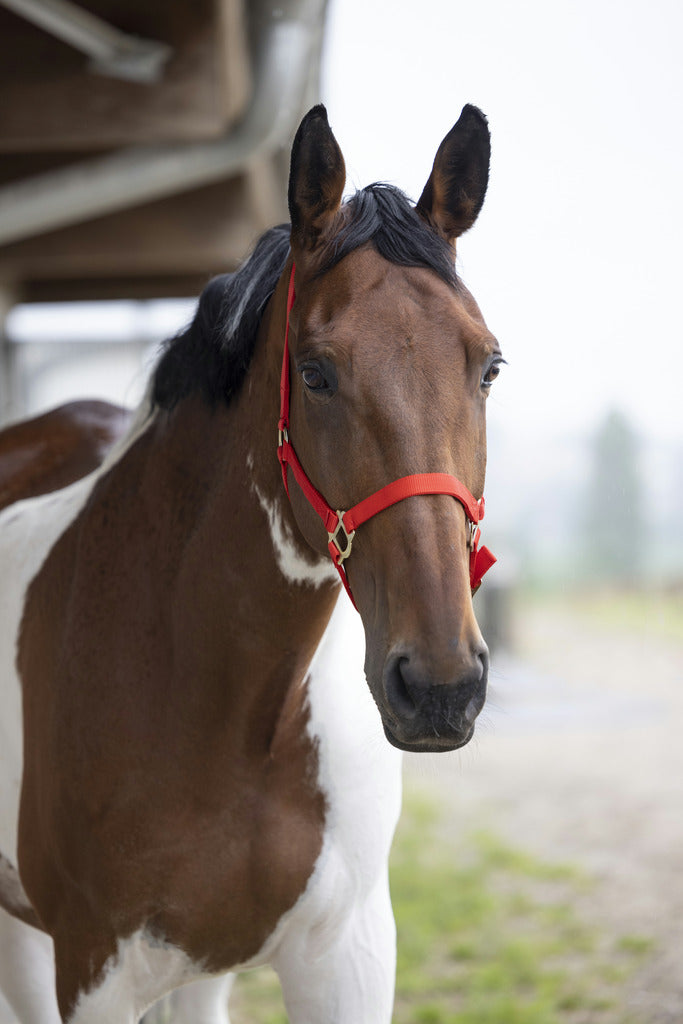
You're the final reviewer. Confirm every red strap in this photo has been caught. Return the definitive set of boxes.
[278,437,339,534]
[276,263,495,604]
[471,542,496,592]
[345,473,483,532]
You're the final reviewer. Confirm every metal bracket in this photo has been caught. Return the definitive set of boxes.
[328,513,355,565]
[0,0,172,82]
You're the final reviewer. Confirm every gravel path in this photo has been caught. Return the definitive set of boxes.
[404,599,683,1023]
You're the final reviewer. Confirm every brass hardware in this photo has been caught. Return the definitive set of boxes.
[467,520,478,550]
[328,512,355,564]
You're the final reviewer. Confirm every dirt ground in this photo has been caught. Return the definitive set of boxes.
[404,596,683,1023]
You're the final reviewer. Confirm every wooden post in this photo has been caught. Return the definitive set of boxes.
[0,288,18,428]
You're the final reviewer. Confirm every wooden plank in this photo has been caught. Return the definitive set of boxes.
[0,0,250,150]
[0,166,288,301]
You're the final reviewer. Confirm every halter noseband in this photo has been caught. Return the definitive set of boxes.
[277,264,495,608]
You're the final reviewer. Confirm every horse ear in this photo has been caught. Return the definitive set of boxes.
[288,105,346,256]
[416,105,490,244]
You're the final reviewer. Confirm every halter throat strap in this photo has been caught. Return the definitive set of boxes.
[276,264,495,607]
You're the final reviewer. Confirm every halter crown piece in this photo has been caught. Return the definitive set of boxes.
[277,264,496,609]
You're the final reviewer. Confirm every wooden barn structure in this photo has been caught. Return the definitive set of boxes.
[0,0,329,422]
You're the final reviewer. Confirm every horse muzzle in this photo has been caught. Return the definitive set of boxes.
[378,642,489,753]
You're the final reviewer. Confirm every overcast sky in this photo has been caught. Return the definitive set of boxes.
[320,0,683,446]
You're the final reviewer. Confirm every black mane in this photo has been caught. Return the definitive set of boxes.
[152,183,458,410]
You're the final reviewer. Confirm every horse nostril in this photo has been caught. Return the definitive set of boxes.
[383,644,489,724]
[383,655,419,721]
[475,644,489,683]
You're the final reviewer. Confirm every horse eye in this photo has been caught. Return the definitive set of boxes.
[301,364,327,391]
[482,358,504,388]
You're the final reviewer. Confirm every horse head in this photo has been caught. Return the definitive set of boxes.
[279,105,502,753]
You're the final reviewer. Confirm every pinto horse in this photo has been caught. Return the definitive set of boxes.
[0,104,502,1024]
[0,401,131,514]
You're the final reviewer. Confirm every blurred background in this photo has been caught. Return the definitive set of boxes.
[0,0,681,1021]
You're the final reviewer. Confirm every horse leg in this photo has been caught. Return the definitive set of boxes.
[273,873,396,1024]
[0,908,61,1024]
[0,991,16,1024]
[143,974,235,1024]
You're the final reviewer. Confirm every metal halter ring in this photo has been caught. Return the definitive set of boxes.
[328,513,356,565]
[467,519,479,551]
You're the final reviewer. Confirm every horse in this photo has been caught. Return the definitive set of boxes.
[0,401,131,514]
[0,103,502,1024]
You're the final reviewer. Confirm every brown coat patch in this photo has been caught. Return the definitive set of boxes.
[17,385,336,1016]
[0,401,130,512]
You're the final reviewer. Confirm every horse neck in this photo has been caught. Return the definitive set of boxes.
[139,273,339,750]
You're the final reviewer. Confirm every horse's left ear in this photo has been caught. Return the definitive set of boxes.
[416,105,490,244]
[288,104,346,258]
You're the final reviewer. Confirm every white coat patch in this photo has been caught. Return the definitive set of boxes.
[68,929,203,1024]
[250,468,338,587]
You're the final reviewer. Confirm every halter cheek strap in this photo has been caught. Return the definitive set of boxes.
[277,264,496,608]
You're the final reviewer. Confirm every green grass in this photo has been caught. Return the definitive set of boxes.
[389,792,648,1024]
[230,968,287,1024]
[574,589,682,643]
[229,788,654,1023]
[522,585,683,644]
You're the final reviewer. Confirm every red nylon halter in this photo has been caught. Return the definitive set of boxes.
[277,264,495,608]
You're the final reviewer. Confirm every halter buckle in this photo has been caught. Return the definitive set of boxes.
[328,512,356,565]
[278,425,289,448]
[467,520,480,551]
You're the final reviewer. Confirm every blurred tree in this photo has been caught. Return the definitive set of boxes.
[581,409,645,583]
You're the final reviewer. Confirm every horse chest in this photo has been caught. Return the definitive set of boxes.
[125,752,327,972]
